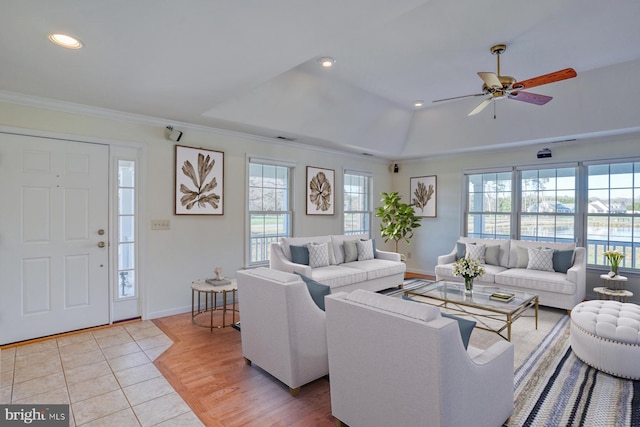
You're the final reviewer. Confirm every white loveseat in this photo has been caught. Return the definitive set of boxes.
[326,290,514,427]
[269,234,405,293]
[435,237,586,310]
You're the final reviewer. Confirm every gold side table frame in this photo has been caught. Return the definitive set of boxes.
[191,279,238,331]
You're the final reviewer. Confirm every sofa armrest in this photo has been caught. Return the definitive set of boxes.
[269,242,313,276]
[566,246,586,300]
[438,249,457,265]
[469,340,513,367]
[375,249,401,262]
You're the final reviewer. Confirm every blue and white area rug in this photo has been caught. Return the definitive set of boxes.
[507,315,640,426]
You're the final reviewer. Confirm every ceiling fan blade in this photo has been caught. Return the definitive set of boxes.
[468,98,493,116]
[432,93,486,103]
[508,91,553,105]
[477,72,502,88]
[512,68,577,90]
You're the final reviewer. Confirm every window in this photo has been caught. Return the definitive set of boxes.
[248,161,292,265]
[519,167,576,243]
[344,172,371,235]
[465,171,512,239]
[586,162,640,269]
[117,160,136,298]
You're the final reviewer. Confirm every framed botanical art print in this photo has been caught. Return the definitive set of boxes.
[410,175,437,218]
[175,145,224,215]
[306,166,335,215]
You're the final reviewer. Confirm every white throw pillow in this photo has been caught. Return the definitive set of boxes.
[356,239,374,261]
[527,247,554,272]
[308,242,330,268]
[466,243,486,263]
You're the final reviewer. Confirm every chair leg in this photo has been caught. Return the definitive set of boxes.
[243,357,252,366]
[289,386,300,397]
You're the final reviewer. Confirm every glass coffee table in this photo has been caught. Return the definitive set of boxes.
[404,280,538,341]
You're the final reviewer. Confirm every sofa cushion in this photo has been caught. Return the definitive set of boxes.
[456,241,467,260]
[347,290,440,322]
[466,243,486,263]
[495,268,577,295]
[527,248,554,272]
[356,239,374,261]
[281,235,332,261]
[485,245,501,266]
[508,239,575,268]
[331,234,369,264]
[294,272,331,311]
[308,242,331,268]
[457,237,510,267]
[344,240,359,263]
[342,258,406,281]
[308,265,368,289]
[553,249,574,273]
[516,246,529,268]
[290,244,309,265]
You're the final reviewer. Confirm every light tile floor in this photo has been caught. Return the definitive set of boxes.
[0,321,204,427]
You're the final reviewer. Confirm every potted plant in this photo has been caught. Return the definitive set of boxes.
[375,191,422,257]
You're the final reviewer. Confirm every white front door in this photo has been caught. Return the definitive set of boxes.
[0,133,110,345]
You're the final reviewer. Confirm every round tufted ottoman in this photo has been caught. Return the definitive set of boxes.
[570,300,640,379]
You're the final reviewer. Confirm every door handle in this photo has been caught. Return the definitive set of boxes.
[98,229,105,235]
[97,241,106,248]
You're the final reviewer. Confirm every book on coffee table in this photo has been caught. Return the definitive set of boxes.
[490,292,515,302]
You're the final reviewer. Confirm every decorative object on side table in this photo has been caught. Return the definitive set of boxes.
[452,256,485,295]
[207,268,231,286]
[604,249,624,277]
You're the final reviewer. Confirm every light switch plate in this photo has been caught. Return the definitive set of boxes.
[151,219,170,230]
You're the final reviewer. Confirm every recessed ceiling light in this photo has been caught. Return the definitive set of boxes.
[413,100,424,108]
[318,57,335,68]
[49,33,83,49]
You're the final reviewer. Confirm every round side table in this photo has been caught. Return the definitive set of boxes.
[191,278,238,331]
[596,274,632,303]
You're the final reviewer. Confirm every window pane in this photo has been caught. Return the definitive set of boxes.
[118,160,135,187]
[465,172,512,238]
[118,243,135,270]
[119,188,135,215]
[117,270,135,298]
[119,215,134,243]
[344,173,371,236]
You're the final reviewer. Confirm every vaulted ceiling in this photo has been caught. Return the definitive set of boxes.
[2,0,640,159]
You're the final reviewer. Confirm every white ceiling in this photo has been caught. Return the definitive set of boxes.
[2,0,640,159]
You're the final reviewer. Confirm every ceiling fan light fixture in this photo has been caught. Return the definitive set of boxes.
[318,57,335,68]
[49,33,83,49]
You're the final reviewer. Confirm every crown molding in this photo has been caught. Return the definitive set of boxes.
[0,90,388,163]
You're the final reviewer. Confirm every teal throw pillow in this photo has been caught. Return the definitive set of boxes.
[456,241,466,260]
[402,296,475,349]
[553,249,574,273]
[441,312,476,350]
[290,244,309,265]
[294,272,331,311]
[484,245,500,266]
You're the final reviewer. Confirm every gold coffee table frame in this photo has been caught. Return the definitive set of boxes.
[404,280,538,341]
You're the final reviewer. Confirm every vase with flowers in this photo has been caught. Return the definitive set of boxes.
[604,250,625,277]
[452,256,485,295]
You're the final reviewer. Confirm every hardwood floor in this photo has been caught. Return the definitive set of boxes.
[152,308,334,427]
[151,274,432,426]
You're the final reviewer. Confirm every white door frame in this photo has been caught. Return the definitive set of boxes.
[0,126,148,326]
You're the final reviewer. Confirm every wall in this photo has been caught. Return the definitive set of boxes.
[0,101,393,319]
[395,133,640,302]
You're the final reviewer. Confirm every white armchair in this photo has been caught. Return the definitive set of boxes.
[236,267,328,396]
[325,290,514,427]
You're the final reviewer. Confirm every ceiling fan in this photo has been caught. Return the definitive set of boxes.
[433,44,577,117]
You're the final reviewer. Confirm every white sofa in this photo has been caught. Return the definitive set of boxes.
[435,237,586,310]
[269,233,405,293]
[325,290,514,427]
[236,267,328,396]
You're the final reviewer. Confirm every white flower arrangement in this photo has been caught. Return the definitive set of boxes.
[452,256,485,281]
[604,249,624,275]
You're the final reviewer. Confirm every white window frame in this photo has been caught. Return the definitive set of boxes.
[247,156,294,266]
[343,169,372,236]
